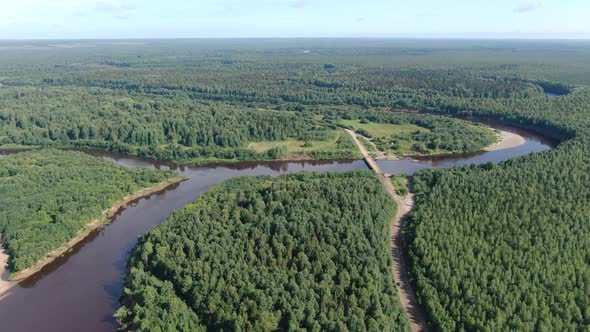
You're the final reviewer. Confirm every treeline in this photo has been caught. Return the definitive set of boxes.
[1,81,508,162]
[0,149,174,272]
[44,66,543,105]
[535,80,572,96]
[117,171,409,331]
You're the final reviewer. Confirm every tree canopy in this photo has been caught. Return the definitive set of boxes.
[117,171,409,331]
[0,149,174,272]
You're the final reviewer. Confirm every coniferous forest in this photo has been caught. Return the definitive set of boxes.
[0,39,589,331]
[116,171,409,331]
[0,149,174,272]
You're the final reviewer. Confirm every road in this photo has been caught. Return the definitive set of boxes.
[346,129,429,332]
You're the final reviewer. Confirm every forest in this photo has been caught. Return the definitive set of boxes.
[0,86,499,162]
[0,149,174,272]
[116,171,409,331]
[0,87,354,163]
[401,86,590,330]
[1,39,590,330]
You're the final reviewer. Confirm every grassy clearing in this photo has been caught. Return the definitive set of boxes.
[246,130,360,159]
[358,135,377,152]
[0,143,39,150]
[391,175,409,196]
[342,118,497,157]
[341,119,428,138]
[248,139,333,153]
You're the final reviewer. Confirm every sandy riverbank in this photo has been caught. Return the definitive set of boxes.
[484,130,526,151]
[0,249,10,297]
[0,177,185,296]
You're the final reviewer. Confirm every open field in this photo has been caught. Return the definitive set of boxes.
[340,119,427,138]
[246,129,361,159]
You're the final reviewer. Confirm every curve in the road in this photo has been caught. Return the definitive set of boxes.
[346,129,429,332]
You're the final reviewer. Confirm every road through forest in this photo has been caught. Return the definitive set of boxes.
[346,129,429,332]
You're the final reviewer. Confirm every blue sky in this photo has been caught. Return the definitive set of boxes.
[0,0,588,39]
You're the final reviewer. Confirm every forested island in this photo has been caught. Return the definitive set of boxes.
[116,171,409,331]
[0,149,176,273]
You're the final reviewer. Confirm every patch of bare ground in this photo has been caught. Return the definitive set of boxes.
[483,130,526,151]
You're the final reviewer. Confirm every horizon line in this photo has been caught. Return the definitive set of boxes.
[1,36,590,42]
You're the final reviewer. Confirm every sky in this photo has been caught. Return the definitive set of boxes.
[0,0,589,39]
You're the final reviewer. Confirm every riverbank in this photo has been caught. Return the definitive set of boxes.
[0,249,9,298]
[483,130,526,151]
[0,177,185,296]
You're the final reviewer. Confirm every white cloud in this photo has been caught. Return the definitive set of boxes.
[95,0,136,16]
[95,1,118,12]
[514,2,542,13]
[290,0,306,9]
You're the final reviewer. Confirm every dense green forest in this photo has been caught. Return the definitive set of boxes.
[0,87,355,163]
[117,171,409,331]
[1,40,590,330]
[0,149,174,272]
[401,87,590,330]
[0,85,495,161]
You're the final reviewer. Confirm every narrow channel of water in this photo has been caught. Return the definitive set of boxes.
[0,124,554,332]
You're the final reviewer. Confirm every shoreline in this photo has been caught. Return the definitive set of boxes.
[0,177,185,296]
[1,128,527,167]
[483,130,526,151]
[0,249,9,295]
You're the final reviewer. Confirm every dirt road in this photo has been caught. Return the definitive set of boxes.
[346,129,428,332]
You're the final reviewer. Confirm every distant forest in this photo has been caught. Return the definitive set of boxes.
[0,40,569,162]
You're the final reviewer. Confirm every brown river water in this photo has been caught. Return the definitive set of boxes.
[0,125,553,332]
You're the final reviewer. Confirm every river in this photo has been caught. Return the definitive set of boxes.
[544,90,566,100]
[0,125,554,332]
